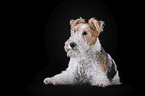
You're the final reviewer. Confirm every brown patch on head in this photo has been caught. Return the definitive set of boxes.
[88,18,104,35]
[86,18,104,46]
[70,17,85,28]
[96,48,107,72]
[83,28,98,46]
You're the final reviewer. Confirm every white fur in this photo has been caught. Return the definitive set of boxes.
[43,23,121,87]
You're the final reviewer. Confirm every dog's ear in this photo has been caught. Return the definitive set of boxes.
[88,18,104,36]
[70,17,85,28]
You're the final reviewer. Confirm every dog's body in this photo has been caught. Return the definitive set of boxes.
[44,17,121,87]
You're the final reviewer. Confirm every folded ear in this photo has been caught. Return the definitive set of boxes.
[70,17,85,28]
[88,18,104,36]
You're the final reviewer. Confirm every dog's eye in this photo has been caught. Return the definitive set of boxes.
[82,32,88,35]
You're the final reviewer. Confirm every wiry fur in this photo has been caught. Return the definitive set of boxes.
[43,17,121,87]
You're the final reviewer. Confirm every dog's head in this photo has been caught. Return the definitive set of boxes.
[64,17,104,57]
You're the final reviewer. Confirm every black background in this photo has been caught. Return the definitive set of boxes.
[18,0,143,96]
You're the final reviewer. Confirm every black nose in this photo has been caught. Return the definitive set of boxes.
[70,42,76,48]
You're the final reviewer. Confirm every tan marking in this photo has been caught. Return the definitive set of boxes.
[96,48,107,72]
[70,17,85,28]
[88,18,104,33]
[70,23,87,36]
[87,30,97,46]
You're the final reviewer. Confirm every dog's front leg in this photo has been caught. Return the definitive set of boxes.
[90,71,111,87]
[43,68,75,85]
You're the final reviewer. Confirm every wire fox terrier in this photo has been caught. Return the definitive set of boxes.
[44,17,121,87]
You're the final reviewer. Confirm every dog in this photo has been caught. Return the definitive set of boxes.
[43,17,121,87]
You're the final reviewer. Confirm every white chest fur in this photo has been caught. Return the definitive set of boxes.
[68,54,101,84]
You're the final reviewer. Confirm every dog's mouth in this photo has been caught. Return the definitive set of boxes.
[65,48,71,52]
[65,48,77,52]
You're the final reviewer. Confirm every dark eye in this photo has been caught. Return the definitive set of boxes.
[82,32,88,35]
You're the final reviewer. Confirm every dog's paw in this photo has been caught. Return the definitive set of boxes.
[43,77,52,85]
[91,80,111,87]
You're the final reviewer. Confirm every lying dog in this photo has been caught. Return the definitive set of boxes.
[43,17,121,87]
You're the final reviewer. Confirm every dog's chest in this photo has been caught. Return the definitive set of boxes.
[71,58,95,84]
[77,60,89,76]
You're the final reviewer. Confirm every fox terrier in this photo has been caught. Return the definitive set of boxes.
[43,17,121,87]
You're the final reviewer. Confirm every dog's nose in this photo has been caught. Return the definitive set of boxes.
[70,42,76,48]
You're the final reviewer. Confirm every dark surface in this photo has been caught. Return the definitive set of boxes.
[27,82,132,96]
